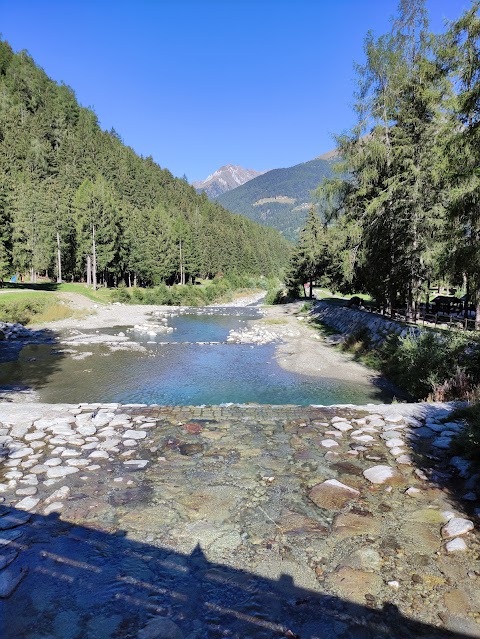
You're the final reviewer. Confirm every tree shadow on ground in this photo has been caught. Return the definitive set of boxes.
[0,282,59,292]
[404,404,480,525]
[0,504,477,639]
[0,328,64,398]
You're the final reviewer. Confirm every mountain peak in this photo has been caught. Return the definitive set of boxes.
[193,165,266,199]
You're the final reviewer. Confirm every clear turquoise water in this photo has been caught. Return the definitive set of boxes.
[0,311,390,405]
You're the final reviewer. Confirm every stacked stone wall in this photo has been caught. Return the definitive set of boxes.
[312,301,423,345]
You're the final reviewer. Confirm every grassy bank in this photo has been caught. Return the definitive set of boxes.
[0,293,80,325]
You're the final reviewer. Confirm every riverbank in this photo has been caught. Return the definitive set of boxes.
[0,400,478,638]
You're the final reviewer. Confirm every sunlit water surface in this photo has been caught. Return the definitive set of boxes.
[0,310,389,405]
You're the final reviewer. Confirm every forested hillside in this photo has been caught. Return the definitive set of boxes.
[217,157,335,240]
[0,41,289,287]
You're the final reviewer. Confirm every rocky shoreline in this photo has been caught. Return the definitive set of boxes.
[0,400,479,637]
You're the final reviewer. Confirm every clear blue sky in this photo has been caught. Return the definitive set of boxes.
[0,0,471,181]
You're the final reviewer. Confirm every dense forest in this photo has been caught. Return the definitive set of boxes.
[287,0,480,327]
[0,41,289,287]
[217,157,335,241]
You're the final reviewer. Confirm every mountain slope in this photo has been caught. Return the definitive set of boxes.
[0,40,289,286]
[193,165,265,198]
[216,157,336,240]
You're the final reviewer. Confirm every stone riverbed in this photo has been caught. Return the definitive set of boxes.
[0,401,479,639]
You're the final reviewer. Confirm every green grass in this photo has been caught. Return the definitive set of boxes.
[0,293,79,325]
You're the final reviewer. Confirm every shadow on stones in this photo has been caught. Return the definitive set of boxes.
[403,404,480,525]
[0,504,477,639]
[0,328,63,398]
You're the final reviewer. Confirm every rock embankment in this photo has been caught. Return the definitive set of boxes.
[312,301,421,345]
[0,401,479,637]
[0,322,38,341]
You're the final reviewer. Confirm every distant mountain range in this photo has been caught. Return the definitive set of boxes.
[216,151,337,240]
[193,165,266,198]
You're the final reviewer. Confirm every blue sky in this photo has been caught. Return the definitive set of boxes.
[0,0,471,181]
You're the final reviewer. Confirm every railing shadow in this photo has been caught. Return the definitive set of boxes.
[0,504,477,639]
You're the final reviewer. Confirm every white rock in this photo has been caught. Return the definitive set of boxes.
[24,432,45,441]
[44,458,62,466]
[352,434,375,443]
[323,479,360,496]
[363,465,401,484]
[16,486,37,496]
[123,439,138,447]
[43,502,64,516]
[442,517,474,539]
[320,439,339,448]
[445,538,467,553]
[15,496,39,511]
[332,422,353,432]
[46,466,79,479]
[30,464,49,474]
[396,455,412,465]
[4,471,22,480]
[88,450,109,459]
[387,580,400,589]
[77,424,96,436]
[122,430,147,440]
[390,447,405,456]
[9,447,33,459]
[123,459,148,468]
[386,438,404,449]
[44,486,70,504]
[61,449,81,458]
[10,424,31,438]
[384,414,404,424]
[66,459,89,467]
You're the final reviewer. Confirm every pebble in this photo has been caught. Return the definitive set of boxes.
[320,439,339,448]
[88,450,109,459]
[46,466,80,479]
[8,447,34,459]
[43,502,64,515]
[363,465,402,484]
[123,459,148,468]
[442,518,474,539]
[122,430,147,440]
[15,496,40,511]
[446,538,468,553]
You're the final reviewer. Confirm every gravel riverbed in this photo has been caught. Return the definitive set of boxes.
[0,401,478,638]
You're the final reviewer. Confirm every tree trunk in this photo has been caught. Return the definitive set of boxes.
[56,231,62,283]
[86,255,91,286]
[92,225,97,291]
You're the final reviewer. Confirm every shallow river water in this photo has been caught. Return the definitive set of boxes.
[0,310,388,405]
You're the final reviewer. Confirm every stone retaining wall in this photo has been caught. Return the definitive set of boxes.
[312,301,423,345]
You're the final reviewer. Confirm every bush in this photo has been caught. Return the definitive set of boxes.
[449,404,480,461]
[264,287,285,305]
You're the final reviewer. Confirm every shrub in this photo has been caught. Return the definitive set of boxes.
[264,287,285,305]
